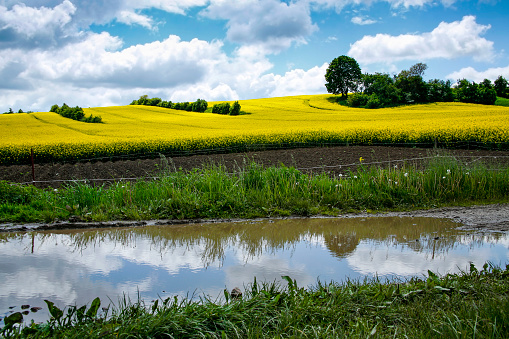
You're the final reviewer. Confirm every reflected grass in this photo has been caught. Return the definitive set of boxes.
[1,153,508,224]
[4,264,509,338]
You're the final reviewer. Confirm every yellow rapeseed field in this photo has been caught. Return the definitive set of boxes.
[1,94,508,164]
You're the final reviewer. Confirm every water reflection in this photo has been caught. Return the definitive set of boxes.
[0,217,508,325]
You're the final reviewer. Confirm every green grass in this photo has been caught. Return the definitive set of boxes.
[1,154,509,224]
[495,96,509,107]
[3,263,508,338]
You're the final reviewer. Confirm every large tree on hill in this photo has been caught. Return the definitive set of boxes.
[325,55,362,98]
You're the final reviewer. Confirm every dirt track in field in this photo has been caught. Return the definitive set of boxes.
[1,145,509,188]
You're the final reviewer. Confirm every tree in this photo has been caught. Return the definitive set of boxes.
[494,75,508,98]
[454,79,496,105]
[394,63,429,104]
[427,79,453,102]
[362,72,401,106]
[325,56,362,98]
[480,79,493,90]
[191,99,208,112]
[408,62,428,77]
[229,101,241,115]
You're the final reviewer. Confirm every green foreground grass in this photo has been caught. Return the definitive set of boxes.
[1,154,509,224]
[3,264,509,338]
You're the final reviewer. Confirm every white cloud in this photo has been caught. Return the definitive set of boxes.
[202,0,318,54]
[309,0,458,12]
[251,64,328,98]
[349,15,494,64]
[351,15,377,25]
[0,0,77,48]
[446,65,509,82]
[124,0,209,15]
[0,22,327,111]
[24,34,223,89]
[117,10,154,29]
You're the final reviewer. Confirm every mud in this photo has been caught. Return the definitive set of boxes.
[1,203,508,234]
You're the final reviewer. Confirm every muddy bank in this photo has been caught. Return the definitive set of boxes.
[1,203,508,233]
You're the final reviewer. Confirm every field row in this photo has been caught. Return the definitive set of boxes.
[1,95,508,165]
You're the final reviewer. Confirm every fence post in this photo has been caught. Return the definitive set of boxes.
[31,148,35,182]
[434,138,438,149]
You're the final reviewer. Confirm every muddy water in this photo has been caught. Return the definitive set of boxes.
[1,216,508,325]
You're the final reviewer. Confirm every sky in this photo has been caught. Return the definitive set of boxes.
[0,0,508,112]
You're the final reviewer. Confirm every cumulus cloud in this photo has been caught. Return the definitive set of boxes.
[0,0,76,48]
[22,33,226,89]
[446,65,509,82]
[250,64,328,98]
[202,0,318,53]
[348,15,494,64]
[0,17,327,111]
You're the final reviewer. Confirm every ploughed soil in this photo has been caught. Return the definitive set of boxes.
[1,145,508,233]
[2,145,509,188]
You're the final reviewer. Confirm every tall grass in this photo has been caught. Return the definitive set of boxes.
[4,264,508,338]
[1,154,508,224]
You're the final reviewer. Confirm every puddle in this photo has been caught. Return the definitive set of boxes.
[1,216,508,325]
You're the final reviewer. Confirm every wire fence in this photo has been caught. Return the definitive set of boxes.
[14,153,509,186]
[7,140,508,166]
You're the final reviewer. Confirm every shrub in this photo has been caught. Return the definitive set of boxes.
[347,93,369,107]
[212,103,231,115]
[148,98,162,106]
[229,101,241,115]
[50,104,101,123]
[365,94,381,109]
[192,99,208,113]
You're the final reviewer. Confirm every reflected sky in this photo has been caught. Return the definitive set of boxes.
[0,217,508,325]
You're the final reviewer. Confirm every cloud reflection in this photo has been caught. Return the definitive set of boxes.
[0,217,507,321]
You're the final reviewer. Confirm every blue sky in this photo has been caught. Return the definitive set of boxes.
[0,0,508,112]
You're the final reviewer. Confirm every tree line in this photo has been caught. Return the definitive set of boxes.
[325,55,509,108]
[130,95,242,116]
[3,108,34,114]
[50,103,102,123]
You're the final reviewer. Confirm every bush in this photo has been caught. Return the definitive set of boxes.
[130,96,209,113]
[347,93,369,107]
[192,99,208,112]
[230,101,241,115]
[212,103,231,115]
[365,94,381,109]
[49,104,101,123]
[148,98,162,106]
